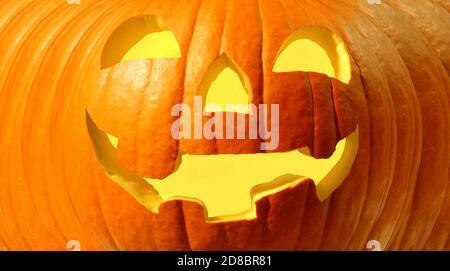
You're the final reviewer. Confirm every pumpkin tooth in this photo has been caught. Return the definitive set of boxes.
[198,54,253,114]
[298,146,312,156]
[273,26,351,84]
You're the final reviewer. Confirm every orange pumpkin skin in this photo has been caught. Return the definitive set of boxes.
[0,0,448,251]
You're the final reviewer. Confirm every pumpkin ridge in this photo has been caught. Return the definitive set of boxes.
[47,0,126,250]
[0,0,66,251]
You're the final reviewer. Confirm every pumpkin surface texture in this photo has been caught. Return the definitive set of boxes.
[0,0,448,251]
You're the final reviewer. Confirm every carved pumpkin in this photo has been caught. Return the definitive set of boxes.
[0,0,448,251]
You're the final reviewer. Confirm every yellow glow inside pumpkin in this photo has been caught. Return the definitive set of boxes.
[198,54,252,114]
[101,15,180,68]
[273,26,351,84]
[86,113,359,222]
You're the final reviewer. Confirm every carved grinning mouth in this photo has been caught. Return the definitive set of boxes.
[87,112,359,222]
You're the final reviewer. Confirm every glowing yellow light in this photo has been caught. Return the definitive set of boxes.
[198,54,252,114]
[106,134,119,149]
[274,39,335,77]
[273,26,351,84]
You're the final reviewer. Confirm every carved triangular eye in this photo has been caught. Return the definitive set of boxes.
[198,54,253,114]
[101,15,181,69]
[273,26,351,84]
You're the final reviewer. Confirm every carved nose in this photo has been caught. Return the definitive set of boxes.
[198,54,253,114]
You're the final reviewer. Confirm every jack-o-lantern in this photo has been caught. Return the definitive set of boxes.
[0,0,448,251]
